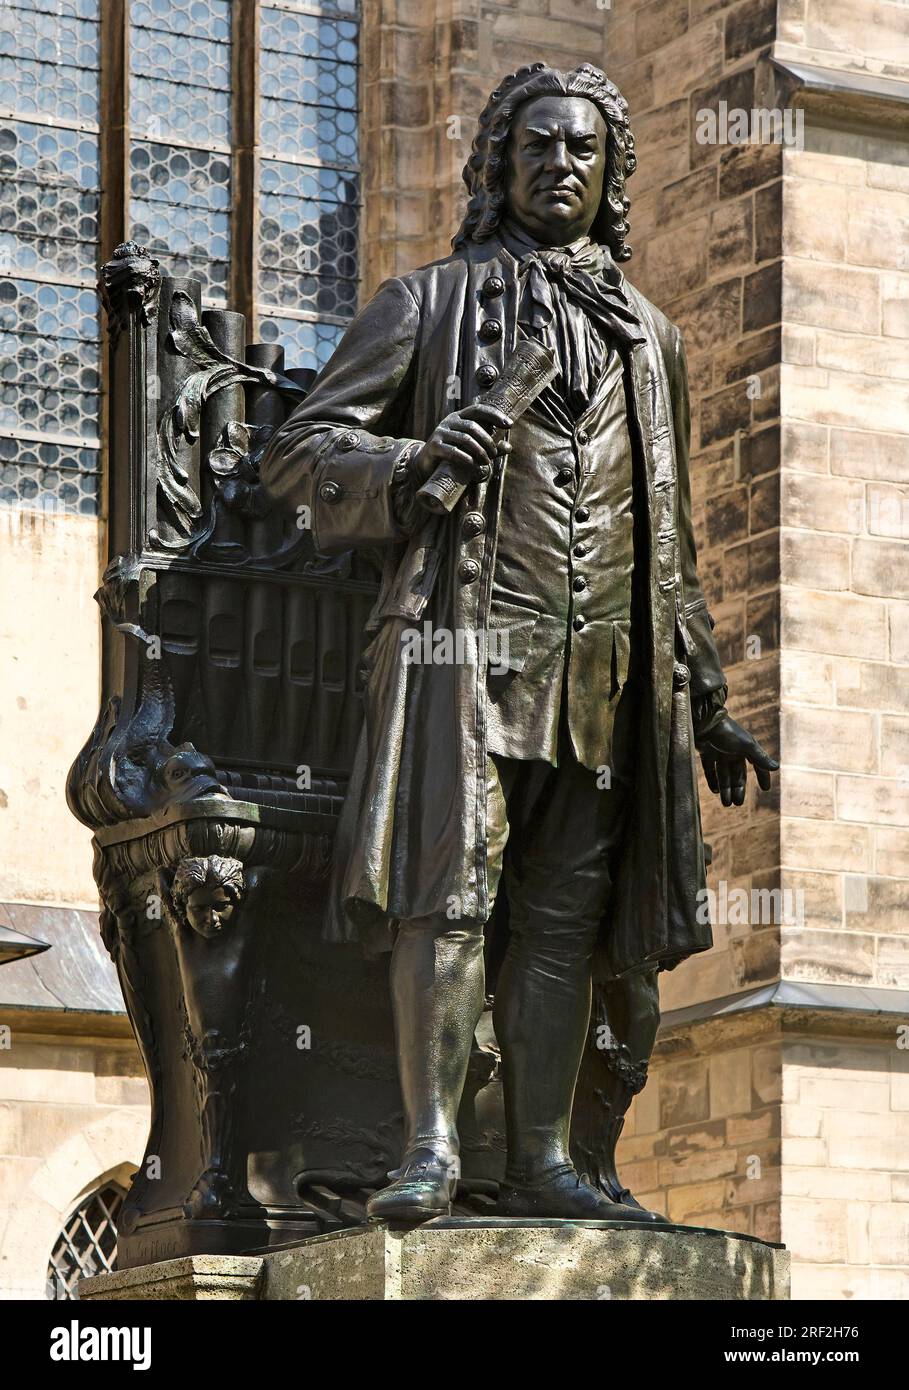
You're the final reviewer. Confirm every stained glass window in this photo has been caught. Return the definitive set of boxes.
[257,1,360,373]
[0,0,102,513]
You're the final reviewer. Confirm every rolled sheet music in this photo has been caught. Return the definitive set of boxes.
[415,337,558,515]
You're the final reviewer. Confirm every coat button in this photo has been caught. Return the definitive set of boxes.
[576,428,589,445]
[573,614,586,631]
[458,559,480,584]
[479,319,502,342]
[575,505,590,522]
[476,363,498,387]
[573,575,587,592]
[462,510,485,538]
[554,467,574,488]
[573,542,588,557]
[338,430,360,451]
[319,480,341,503]
[482,276,506,299]
[673,662,691,688]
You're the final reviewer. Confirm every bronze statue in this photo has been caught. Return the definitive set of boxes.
[256,61,779,1226]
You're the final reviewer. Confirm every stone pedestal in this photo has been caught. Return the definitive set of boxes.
[79,1254,266,1301]
[80,1220,789,1301]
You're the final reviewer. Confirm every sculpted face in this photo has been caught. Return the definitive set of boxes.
[504,94,608,246]
[185,884,235,938]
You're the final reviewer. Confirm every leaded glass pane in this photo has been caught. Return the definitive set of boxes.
[257,2,360,373]
[1,329,100,392]
[131,0,230,42]
[0,9,100,514]
[1,455,101,513]
[0,5,100,124]
[258,313,345,375]
[0,122,100,283]
[0,278,98,340]
[259,161,358,317]
[1,0,362,512]
[129,141,230,302]
[128,0,231,305]
[6,0,97,17]
[260,75,359,167]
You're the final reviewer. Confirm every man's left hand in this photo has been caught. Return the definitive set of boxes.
[696,713,779,808]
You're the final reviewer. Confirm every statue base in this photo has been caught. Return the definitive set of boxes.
[80,1220,789,1301]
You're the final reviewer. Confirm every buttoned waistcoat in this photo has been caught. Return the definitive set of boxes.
[487,346,636,771]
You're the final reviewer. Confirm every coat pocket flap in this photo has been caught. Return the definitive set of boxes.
[486,600,540,674]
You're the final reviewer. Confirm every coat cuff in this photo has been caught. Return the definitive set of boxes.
[389,444,425,533]
[692,684,728,740]
[684,598,727,696]
[311,430,423,553]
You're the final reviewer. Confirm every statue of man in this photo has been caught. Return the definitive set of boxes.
[260,62,778,1224]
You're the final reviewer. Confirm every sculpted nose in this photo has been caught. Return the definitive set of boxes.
[546,140,571,176]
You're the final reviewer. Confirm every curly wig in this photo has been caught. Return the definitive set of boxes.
[452,62,636,261]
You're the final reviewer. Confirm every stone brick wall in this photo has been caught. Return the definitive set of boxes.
[628,1014,909,1296]
[0,1028,147,1298]
[604,0,909,1297]
[0,511,102,908]
[625,1014,783,1239]
[781,1029,909,1299]
[778,121,909,992]
[777,0,909,83]
[602,0,785,1014]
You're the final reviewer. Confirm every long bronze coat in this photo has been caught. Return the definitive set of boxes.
[260,235,727,979]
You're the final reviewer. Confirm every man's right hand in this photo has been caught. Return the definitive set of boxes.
[412,403,513,484]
